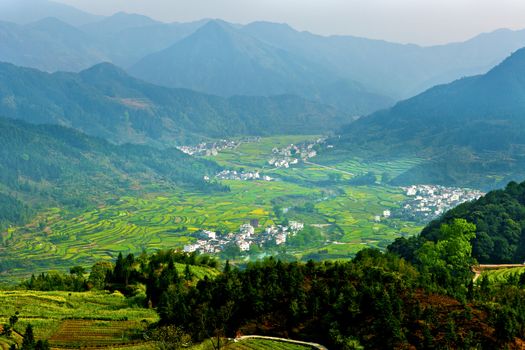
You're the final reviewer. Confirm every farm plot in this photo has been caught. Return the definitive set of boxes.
[49,320,143,348]
[225,339,314,350]
[0,290,157,348]
[481,266,525,284]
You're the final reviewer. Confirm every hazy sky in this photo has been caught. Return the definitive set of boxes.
[55,0,525,45]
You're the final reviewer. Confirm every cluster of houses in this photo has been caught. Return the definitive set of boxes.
[212,170,273,181]
[183,220,305,254]
[374,210,392,222]
[268,138,325,168]
[394,185,484,222]
[177,138,260,157]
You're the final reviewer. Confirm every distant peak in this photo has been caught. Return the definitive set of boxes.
[187,19,239,40]
[201,19,233,30]
[246,21,294,31]
[97,11,160,27]
[109,11,153,20]
[26,16,78,30]
[80,62,128,78]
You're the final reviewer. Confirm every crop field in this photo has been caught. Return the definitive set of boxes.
[0,290,158,348]
[225,339,314,350]
[206,135,319,170]
[0,135,424,277]
[480,266,525,284]
[49,320,143,347]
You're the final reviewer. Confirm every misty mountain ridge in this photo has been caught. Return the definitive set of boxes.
[0,2,524,113]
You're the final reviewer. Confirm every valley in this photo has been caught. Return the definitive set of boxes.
[2,1,525,348]
[1,134,483,280]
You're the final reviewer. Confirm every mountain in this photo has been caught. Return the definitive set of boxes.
[0,61,349,146]
[0,0,102,26]
[129,20,394,115]
[333,48,525,189]
[0,116,221,232]
[80,12,161,36]
[1,11,525,108]
[0,13,205,72]
[243,22,525,99]
[81,14,207,68]
[0,18,109,72]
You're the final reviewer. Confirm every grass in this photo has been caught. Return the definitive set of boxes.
[1,135,424,278]
[0,290,158,348]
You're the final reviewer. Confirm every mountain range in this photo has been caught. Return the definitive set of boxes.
[0,61,348,146]
[0,0,102,26]
[334,48,525,189]
[2,1,525,115]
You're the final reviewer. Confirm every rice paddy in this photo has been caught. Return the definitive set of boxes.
[0,290,158,348]
[480,266,525,284]
[0,135,424,278]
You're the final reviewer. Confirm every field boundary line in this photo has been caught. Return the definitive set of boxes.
[303,161,354,176]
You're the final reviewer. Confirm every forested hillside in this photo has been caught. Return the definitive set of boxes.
[0,61,348,146]
[0,117,222,232]
[332,47,525,189]
[391,181,525,264]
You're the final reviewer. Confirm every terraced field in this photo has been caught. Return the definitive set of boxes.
[480,266,525,283]
[49,319,143,348]
[226,339,314,349]
[0,135,424,277]
[0,290,158,348]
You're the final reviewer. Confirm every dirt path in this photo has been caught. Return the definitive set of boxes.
[235,335,328,349]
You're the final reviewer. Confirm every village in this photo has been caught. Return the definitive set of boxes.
[183,220,305,254]
[268,138,326,168]
[176,137,260,156]
[212,169,273,181]
[392,184,484,222]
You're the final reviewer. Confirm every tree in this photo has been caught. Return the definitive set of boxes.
[69,266,85,277]
[21,324,35,350]
[88,261,114,289]
[35,340,50,350]
[148,325,191,350]
[417,219,476,291]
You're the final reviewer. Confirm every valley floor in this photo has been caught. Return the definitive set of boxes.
[0,135,442,279]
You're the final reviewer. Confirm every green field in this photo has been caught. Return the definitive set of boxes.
[0,290,158,348]
[225,339,314,350]
[480,267,525,284]
[0,135,424,278]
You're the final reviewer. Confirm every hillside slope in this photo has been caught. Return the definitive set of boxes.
[333,48,525,188]
[0,61,349,146]
[0,117,220,231]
